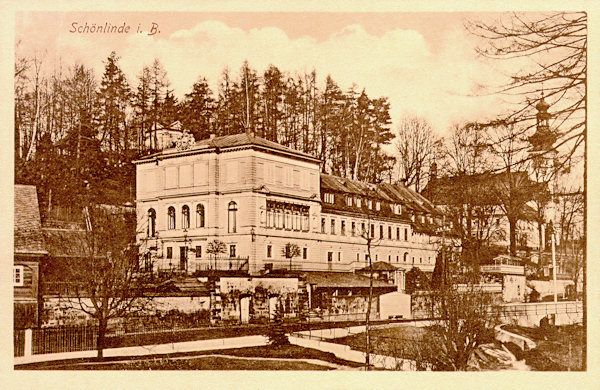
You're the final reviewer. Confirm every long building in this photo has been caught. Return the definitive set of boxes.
[134,132,443,277]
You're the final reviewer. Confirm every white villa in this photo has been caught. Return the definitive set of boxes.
[134,132,444,278]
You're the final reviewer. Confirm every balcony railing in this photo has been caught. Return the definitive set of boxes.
[480,264,525,275]
[155,256,250,274]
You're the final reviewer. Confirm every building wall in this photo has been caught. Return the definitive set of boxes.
[14,259,40,328]
[136,146,440,275]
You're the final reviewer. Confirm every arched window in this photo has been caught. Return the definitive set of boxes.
[182,205,190,229]
[168,207,176,230]
[228,201,237,233]
[196,204,205,228]
[148,208,156,237]
[403,252,408,263]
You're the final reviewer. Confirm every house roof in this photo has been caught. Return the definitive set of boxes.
[14,185,47,256]
[302,271,396,289]
[320,174,395,202]
[136,133,320,164]
[42,228,91,258]
[356,262,402,272]
[148,277,211,297]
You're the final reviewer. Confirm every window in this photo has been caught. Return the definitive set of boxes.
[324,193,334,204]
[388,226,392,239]
[396,256,399,263]
[365,254,369,262]
[327,252,333,262]
[346,196,353,207]
[355,197,362,208]
[321,218,326,233]
[338,252,342,262]
[284,210,292,230]
[341,220,346,235]
[13,266,24,287]
[370,224,375,238]
[404,228,408,241]
[361,222,366,236]
[196,204,205,227]
[330,219,336,235]
[229,245,236,258]
[302,211,309,231]
[351,222,356,236]
[168,206,176,230]
[367,199,373,209]
[228,201,237,233]
[182,205,190,229]
[195,246,202,258]
[267,245,272,258]
[376,201,381,211]
[403,252,408,263]
[167,247,173,259]
[379,225,384,239]
[388,255,391,262]
[148,208,156,237]
[303,248,307,259]
[357,253,360,262]
[396,227,400,240]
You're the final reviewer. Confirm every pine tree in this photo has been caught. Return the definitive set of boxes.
[181,77,214,140]
[97,52,131,162]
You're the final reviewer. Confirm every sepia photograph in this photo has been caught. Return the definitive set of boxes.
[10,4,587,379]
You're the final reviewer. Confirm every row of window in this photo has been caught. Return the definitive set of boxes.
[165,244,237,259]
[266,245,308,260]
[147,202,238,236]
[322,192,402,215]
[320,218,410,241]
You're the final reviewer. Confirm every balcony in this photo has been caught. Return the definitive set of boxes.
[480,264,525,275]
[154,256,250,275]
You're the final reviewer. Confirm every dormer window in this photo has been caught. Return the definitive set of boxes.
[355,197,362,208]
[346,196,353,207]
[367,199,373,210]
[375,201,381,211]
[394,204,402,214]
[324,193,335,204]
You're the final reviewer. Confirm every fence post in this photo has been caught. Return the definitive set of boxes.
[24,329,32,357]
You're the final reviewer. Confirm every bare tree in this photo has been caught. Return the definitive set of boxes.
[395,116,442,191]
[424,286,499,371]
[207,239,227,269]
[467,12,586,177]
[281,242,301,271]
[65,205,148,359]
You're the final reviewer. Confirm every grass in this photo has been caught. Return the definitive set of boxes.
[332,325,429,360]
[42,356,332,370]
[16,344,362,370]
[503,324,584,371]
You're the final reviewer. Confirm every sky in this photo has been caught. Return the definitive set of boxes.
[16,11,529,137]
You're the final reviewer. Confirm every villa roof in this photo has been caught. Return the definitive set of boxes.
[136,133,320,164]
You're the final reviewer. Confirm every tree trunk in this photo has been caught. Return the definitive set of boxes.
[509,217,517,256]
[97,316,107,359]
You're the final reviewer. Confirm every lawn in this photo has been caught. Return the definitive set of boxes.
[16,344,362,371]
[45,355,333,370]
[503,324,584,371]
[333,325,429,360]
